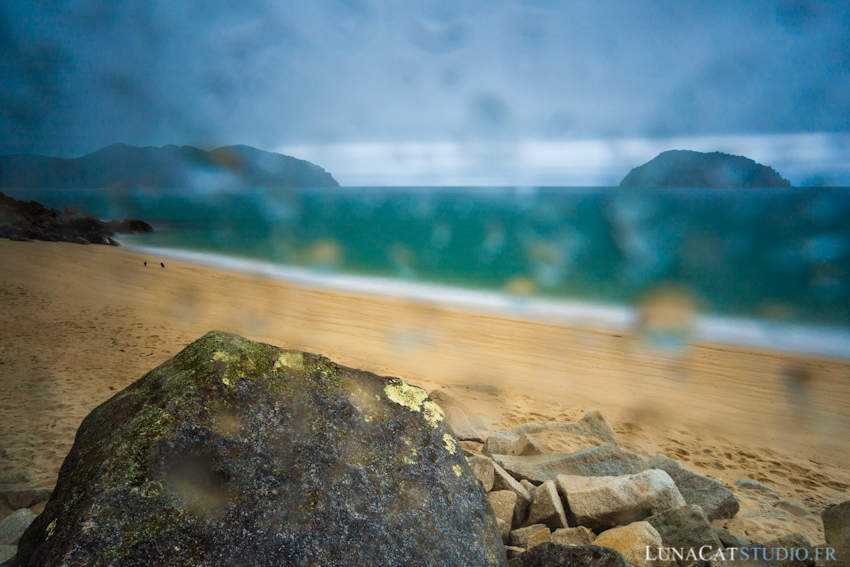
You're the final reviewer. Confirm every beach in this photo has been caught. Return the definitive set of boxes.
[1,238,849,546]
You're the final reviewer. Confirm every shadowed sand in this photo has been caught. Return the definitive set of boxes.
[1,239,848,545]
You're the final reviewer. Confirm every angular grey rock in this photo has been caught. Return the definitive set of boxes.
[489,491,518,538]
[485,430,521,456]
[511,434,549,456]
[735,479,778,497]
[557,469,686,532]
[468,455,496,492]
[763,532,815,567]
[714,527,749,548]
[527,480,568,529]
[551,526,595,546]
[445,406,486,443]
[649,454,739,520]
[510,524,551,549]
[512,411,617,444]
[510,542,630,567]
[493,444,647,483]
[15,331,507,567]
[593,521,671,567]
[493,461,533,526]
[0,546,16,565]
[0,510,36,546]
[645,504,722,567]
[822,500,850,566]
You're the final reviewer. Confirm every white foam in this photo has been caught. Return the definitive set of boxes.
[128,245,850,359]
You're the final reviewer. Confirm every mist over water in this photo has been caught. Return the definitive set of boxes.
[10,186,850,331]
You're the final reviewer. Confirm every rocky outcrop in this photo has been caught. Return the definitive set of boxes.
[15,331,506,567]
[649,454,739,520]
[0,192,152,245]
[0,144,339,190]
[619,150,792,188]
[557,470,686,532]
[492,444,647,483]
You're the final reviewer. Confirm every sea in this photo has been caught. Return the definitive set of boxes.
[7,186,850,358]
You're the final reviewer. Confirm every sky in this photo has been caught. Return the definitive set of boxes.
[2,0,849,185]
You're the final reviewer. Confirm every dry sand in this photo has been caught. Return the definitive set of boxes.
[1,239,849,546]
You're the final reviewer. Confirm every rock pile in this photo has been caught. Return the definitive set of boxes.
[448,405,838,567]
[1,332,846,567]
[0,192,152,245]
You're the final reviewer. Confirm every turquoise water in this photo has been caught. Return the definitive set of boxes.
[8,186,850,329]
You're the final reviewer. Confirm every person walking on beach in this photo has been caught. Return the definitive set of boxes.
[144,261,147,267]
[161,262,165,268]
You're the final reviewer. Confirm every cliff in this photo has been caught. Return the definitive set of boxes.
[619,150,792,189]
[0,144,339,190]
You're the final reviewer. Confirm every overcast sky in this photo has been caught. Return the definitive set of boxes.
[2,0,849,185]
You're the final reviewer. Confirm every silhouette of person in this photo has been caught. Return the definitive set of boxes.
[160,262,165,268]
[144,261,147,267]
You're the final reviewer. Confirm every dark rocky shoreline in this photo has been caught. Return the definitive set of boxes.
[0,192,153,246]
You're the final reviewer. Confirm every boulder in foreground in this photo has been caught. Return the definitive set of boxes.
[16,331,506,567]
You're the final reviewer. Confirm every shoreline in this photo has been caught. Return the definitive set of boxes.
[125,242,850,360]
[1,238,849,546]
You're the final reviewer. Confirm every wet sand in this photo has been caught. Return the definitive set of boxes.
[1,239,848,545]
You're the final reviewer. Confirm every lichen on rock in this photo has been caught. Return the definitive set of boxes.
[16,331,505,567]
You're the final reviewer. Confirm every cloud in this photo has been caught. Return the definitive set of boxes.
[1,0,849,185]
[280,132,850,186]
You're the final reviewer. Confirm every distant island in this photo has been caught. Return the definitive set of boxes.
[0,144,339,190]
[619,150,792,188]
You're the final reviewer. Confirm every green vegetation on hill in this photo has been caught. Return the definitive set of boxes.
[0,144,339,189]
[620,150,792,188]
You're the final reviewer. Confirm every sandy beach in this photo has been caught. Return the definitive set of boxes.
[1,238,849,547]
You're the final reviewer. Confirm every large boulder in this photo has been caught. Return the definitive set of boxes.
[645,505,722,567]
[493,444,647,483]
[822,500,850,566]
[557,470,685,531]
[649,454,739,520]
[510,542,630,566]
[16,331,507,567]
